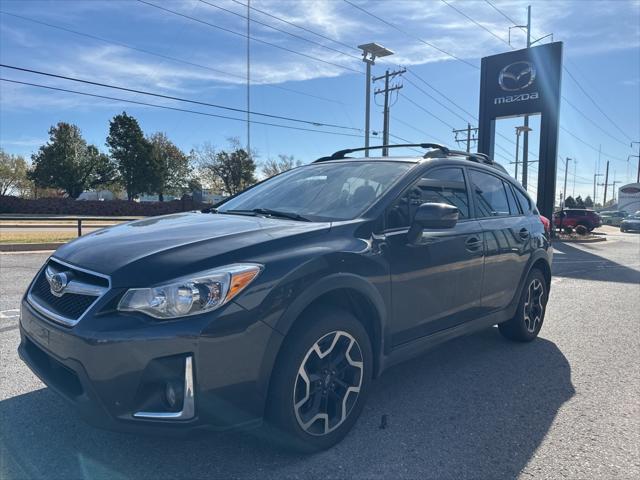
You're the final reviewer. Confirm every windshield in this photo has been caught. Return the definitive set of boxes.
[218,161,413,221]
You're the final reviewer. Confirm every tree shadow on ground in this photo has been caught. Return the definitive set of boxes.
[1,328,573,479]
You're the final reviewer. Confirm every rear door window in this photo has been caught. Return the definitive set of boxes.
[468,170,511,217]
[514,187,532,214]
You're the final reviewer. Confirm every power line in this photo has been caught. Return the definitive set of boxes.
[0,78,364,138]
[0,64,361,132]
[484,0,522,29]
[440,0,511,47]
[403,75,471,125]
[405,69,478,122]
[559,127,628,164]
[341,0,480,70]
[400,93,456,130]
[199,0,361,61]
[561,96,629,147]
[563,67,634,142]
[0,10,343,105]
[137,0,363,74]
[230,0,359,53]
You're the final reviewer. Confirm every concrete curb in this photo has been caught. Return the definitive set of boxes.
[0,242,65,252]
[555,237,607,244]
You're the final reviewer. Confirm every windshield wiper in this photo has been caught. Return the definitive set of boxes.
[224,208,311,222]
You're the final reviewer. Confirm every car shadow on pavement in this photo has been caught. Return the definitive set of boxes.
[0,328,574,479]
[552,241,640,284]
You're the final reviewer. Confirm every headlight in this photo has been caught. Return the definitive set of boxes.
[117,264,262,319]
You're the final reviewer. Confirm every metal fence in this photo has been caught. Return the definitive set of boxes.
[0,215,139,237]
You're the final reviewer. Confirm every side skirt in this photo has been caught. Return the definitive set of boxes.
[379,308,512,374]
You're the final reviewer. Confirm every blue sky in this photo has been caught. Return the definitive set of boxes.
[1,0,639,201]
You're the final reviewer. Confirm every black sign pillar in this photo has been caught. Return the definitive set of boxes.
[478,42,563,220]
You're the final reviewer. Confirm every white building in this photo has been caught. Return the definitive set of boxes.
[618,182,640,213]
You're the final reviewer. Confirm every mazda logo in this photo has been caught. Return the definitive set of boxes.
[49,272,69,297]
[498,61,536,91]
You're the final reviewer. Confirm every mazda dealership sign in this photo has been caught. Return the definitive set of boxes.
[478,42,563,220]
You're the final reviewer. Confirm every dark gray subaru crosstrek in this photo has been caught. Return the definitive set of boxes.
[19,143,552,452]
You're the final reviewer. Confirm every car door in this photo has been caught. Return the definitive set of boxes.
[467,169,533,313]
[384,166,485,347]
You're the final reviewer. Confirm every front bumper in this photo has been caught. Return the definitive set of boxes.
[18,297,283,434]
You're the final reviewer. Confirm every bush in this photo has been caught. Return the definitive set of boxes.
[0,195,210,216]
[563,226,573,235]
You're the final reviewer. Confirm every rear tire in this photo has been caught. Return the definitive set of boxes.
[265,306,372,453]
[499,268,548,342]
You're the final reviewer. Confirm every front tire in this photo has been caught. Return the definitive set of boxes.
[499,269,548,342]
[266,306,372,452]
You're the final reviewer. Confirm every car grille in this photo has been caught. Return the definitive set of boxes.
[28,258,110,327]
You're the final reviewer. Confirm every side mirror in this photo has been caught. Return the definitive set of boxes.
[407,203,459,244]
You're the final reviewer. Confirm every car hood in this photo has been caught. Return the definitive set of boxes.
[54,212,330,286]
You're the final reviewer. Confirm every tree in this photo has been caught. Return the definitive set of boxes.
[584,195,594,208]
[148,132,191,201]
[261,154,303,178]
[30,123,117,198]
[564,196,577,208]
[0,149,28,196]
[106,112,153,200]
[194,138,257,195]
[575,195,585,208]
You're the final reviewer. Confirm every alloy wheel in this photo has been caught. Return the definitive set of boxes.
[523,279,544,333]
[293,330,364,436]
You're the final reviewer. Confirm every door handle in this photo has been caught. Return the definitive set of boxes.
[519,228,530,239]
[465,236,482,252]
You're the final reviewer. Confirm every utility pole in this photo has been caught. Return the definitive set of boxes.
[572,159,577,197]
[453,124,478,152]
[562,157,572,209]
[602,160,610,206]
[521,5,531,192]
[373,67,405,156]
[611,180,621,204]
[246,0,250,154]
[632,141,640,183]
[593,172,603,205]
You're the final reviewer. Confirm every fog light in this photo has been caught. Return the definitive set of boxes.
[165,381,178,409]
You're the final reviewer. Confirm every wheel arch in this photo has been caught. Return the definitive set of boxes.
[258,273,387,407]
[274,273,386,375]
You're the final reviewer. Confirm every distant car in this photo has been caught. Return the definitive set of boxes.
[553,209,601,232]
[620,212,640,232]
[599,210,628,226]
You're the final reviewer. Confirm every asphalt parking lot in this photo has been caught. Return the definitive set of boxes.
[1,226,638,479]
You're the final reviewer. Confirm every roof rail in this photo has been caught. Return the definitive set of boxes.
[313,142,507,173]
[314,143,448,162]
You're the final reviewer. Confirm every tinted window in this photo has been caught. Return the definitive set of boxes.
[219,161,412,221]
[514,187,532,214]
[504,183,520,215]
[469,170,511,217]
[387,167,470,229]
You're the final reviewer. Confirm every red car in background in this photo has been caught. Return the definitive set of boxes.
[553,208,602,231]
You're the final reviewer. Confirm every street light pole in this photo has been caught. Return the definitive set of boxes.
[514,125,533,186]
[358,43,393,157]
[364,58,372,156]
